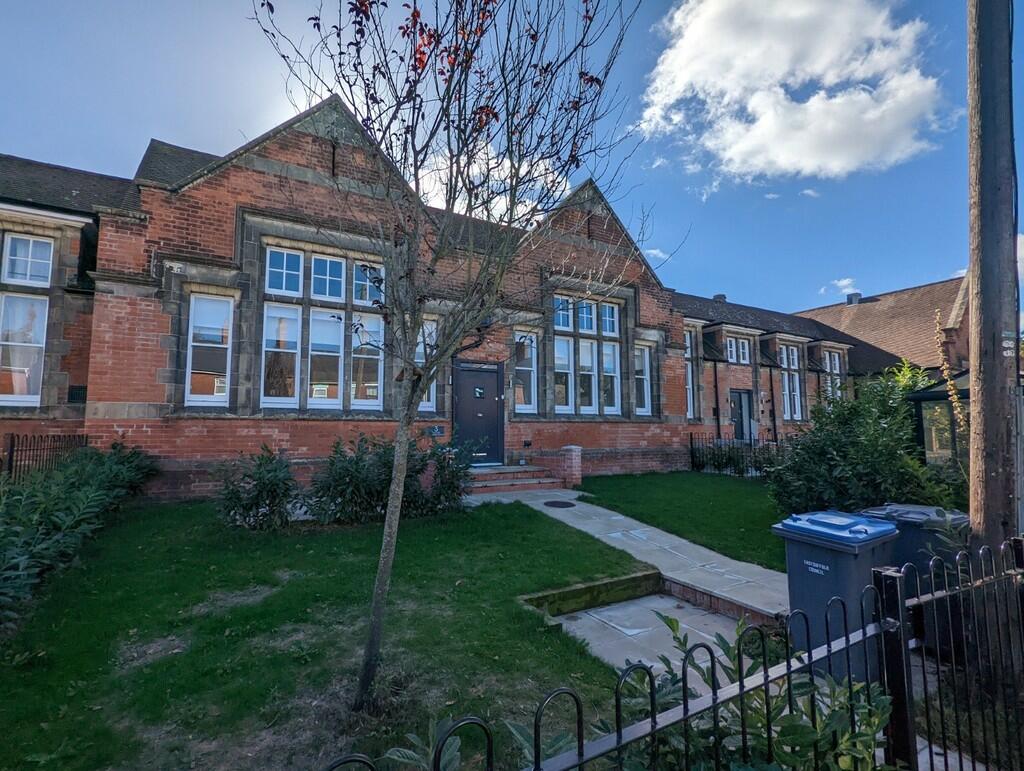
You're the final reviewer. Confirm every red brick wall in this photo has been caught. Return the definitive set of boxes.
[86,293,171,405]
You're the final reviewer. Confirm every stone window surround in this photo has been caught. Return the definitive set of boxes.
[0,212,88,418]
[509,284,664,422]
[165,213,449,420]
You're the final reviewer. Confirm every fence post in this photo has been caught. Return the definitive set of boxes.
[4,433,14,477]
[873,567,918,770]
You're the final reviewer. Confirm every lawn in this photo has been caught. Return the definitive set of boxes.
[579,471,786,572]
[0,501,645,770]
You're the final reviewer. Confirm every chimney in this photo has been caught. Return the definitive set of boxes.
[846,292,862,306]
[713,293,727,302]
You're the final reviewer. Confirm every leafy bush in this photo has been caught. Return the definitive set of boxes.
[216,445,296,531]
[307,435,472,525]
[0,442,157,635]
[766,363,958,515]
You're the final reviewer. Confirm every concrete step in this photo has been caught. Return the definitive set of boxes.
[466,477,564,494]
[469,465,552,482]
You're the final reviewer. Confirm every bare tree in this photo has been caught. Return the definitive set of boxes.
[252,0,641,708]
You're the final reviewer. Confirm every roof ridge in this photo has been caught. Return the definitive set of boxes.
[795,276,965,314]
[146,138,220,157]
[0,152,131,183]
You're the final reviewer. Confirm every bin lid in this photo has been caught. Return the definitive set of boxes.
[860,503,968,526]
[775,511,897,544]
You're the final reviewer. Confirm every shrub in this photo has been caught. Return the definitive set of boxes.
[766,363,958,515]
[308,435,472,524]
[0,442,157,635]
[216,445,296,531]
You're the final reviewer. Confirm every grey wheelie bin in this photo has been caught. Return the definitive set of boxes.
[772,511,897,680]
[860,503,969,657]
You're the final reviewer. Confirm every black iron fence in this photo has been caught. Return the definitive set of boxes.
[688,432,791,478]
[324,538,1024,770]
[1,433,89,482]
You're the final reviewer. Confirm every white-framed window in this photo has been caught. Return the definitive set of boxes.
[601,341,621,414]
[351,312,384,409]
[553,336,574,413]
[261,304,301,407]
[600,303,619,336]
[354,263,384,306]
[513,332,538,414]
[185,295,233,406]
[684,330,695,419]
[578,339,598,415]
[738,338,750,364]
[266,247,303,296]
[311,255,345,302]
[553,296,573,331]
[634,345,652,416]
[0,293,48,405]
[824,350,843,398]
[308,309,344,408]
[3,234,53,288]
[577,300,596,334]
[780,344,801,420]
[726,336,737,363]
[416,319,438,412]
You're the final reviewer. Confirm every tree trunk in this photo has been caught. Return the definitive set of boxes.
[967,0,1019,546]
[352,406,414,711]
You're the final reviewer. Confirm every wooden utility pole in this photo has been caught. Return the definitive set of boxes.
[967,0,1019,544]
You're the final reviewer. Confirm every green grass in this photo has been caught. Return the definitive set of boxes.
[0,501,645,770]
[579,471,786,572]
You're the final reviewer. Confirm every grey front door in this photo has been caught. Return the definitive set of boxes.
[730,389,753,441]
[453,361,504,465]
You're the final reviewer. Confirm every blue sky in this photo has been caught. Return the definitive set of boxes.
[0,1,1015,313]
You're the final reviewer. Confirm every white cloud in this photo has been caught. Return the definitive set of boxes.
[764,192,781,200]
[650,157,668,169]
[831,277,861,295]
[818,285,828,295]
[640,0,940,179]
[951,268,967,278]
[645,247,670,262]
[800,188,821,198]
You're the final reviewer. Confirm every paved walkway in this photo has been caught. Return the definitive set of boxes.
[467,487,789,618]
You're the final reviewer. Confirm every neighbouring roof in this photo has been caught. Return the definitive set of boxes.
[133,139,219,187]
[0,153,132,216]
[674,291,900,374]
[795,278,966,369]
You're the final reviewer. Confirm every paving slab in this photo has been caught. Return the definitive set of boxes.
[466,488,790,618]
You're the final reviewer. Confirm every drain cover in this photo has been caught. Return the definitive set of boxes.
[544,500,576,508]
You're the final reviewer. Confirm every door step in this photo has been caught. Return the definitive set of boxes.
[467,466,564,493]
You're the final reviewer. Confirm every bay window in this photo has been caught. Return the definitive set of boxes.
[634,345,652,416]
[553,336,574,413]
[824,351,842,397]
[416,319,437,412]
[554,296,573,331]
[266,248,303,296]
[684,330,695,419]
[261,304,301,407]
[513,332,538,413]
[311,255,345,302]
[601,341,621,414]
[726,336,737,363]
[185,295,233,406]
[0,293,47,405]
[308,310,343,407]
[577,300,596,334]
[3,235,53,288]
[354,263,384,306]
[738,338,750,364]
[779,344,802,420]
[578,339,598,414]
[351,313,384,409]
[600,303,619,336]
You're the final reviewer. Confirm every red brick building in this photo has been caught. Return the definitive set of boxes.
[0,99,901,495]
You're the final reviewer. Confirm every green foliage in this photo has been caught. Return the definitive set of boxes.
[382,716,463,770]
[215,445,296,531]
[0,443,156,634]
[307,435,472,524]
[766,365,959,515]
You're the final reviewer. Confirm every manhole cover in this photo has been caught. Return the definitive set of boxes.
[544,500,576,508]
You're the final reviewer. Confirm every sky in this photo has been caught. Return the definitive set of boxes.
[0,1,1017,314]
